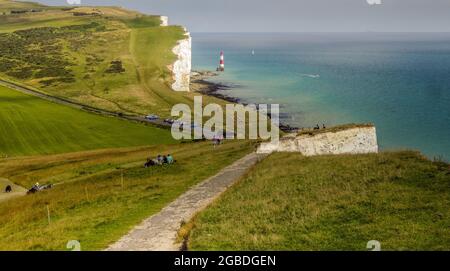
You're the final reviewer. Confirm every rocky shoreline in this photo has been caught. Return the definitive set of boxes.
[190,70,240,104]
[190,70,299,132]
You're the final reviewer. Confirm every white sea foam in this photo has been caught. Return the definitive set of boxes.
[300,73,320,78]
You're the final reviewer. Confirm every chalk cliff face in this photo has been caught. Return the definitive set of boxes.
[160,16,169,26]
[171,30,191,92]
[258,126,379,156]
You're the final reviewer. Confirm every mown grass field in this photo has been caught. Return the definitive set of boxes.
[0,0,262,252]
[185,151,450,251]
[0,85,175,157]
[0,140,255,250]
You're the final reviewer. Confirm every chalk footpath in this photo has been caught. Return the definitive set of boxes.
[107,152,267,251]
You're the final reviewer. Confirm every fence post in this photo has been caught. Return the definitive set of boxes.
[46,204,51,225]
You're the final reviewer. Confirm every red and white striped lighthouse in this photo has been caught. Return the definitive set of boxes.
[217,51,225,72]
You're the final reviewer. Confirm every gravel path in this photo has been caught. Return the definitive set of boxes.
[106,152,267,251]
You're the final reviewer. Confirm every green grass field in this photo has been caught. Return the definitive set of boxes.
[0,140,254,250]
[184,151,450,251]
[0,1,260,252]
[0,85,176,157]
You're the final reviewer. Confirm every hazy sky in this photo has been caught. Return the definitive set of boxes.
[35,0,450,32]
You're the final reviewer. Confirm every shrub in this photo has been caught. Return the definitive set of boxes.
[105,60,125,74]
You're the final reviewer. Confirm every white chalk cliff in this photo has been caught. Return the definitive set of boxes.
[258,125,379,156]
[170,29,191,92]
[160,16,169,26]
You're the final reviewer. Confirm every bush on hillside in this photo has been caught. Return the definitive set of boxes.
[105,60,125,74]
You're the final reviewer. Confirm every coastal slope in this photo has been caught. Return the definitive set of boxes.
[0,85,175,157]
[0,1,217,118]
[184,151,450,251]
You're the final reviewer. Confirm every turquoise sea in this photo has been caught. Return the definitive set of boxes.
[192,33,450,160]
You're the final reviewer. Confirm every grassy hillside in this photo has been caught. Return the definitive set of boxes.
[184,151,450,251]
[0,140,255,250]
[0,85,175,157]
[0,2,226,118]
[0,1,262,252]
[0,0,43,13]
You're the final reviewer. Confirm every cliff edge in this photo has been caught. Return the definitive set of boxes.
[170,28,192,92]
[258,124,378,156]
